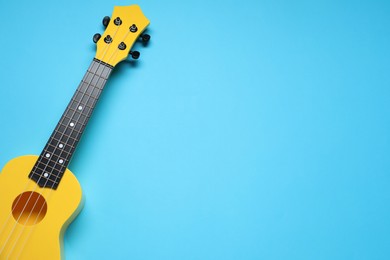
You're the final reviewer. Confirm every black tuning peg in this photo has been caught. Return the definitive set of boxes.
[129,51,140,59]
[140,34,151,43]
[102,16,110,27]
[93,33,101,43]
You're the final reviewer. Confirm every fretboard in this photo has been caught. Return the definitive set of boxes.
[29,58,113,189]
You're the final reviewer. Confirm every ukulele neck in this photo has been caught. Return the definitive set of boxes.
[29,58,113,189]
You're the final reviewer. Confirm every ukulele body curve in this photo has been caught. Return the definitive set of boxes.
[0,155,83,260]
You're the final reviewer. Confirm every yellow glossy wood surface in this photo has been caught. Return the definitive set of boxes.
[95,4,150,67]
[0,155,83,259]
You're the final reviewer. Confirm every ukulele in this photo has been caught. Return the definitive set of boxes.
[0,4,150,259]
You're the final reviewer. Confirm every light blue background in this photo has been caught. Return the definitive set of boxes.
[1,0,390,259]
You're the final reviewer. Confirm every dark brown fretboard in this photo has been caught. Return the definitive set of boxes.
[29,58,113,189]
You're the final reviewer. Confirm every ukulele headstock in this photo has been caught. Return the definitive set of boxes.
[94,5,150,67]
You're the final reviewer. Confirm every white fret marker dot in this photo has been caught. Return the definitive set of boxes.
[70,122,75,127]
[59,159,64,164]
[78,106,83,110]
[44,173,49,178]
[45,153,50,158]
[59,144,64,148]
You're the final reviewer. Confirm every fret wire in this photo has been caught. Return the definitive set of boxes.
[86,69,108,83]
[79,82,94,95]
[33,146,72,181]
[68,108,76,113]
[34,163,65,179]
[31,61,101,186]
[53,131,78,145]
[72,93,92,104]
[30,176,58,186]
[48,137,71,152]
[57,122,79,134]
[62,114,88,126]
[57,133,77,147]
[64,110,81,121]
[51,140,76,153]
[84,69,107,80]
[69,99,95,112]
[50,136,76,150]
[57,120,84,135]
[33,166,61,182]
[80,76,100,90]
[42,145,71,161]
[30,59,112,189]
[66,96,98,131]
[80,79,105,92]
[70,99,94,114]
[34,161,69,177]
[30,171,59,184]
[35,157,58,169]
[75,88,95,100]
[60,119,88,132]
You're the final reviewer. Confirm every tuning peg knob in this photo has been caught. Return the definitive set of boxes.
[130,51,140,59]
[93,33,101,43]
[102,16,110,27]
[140,34,151,43]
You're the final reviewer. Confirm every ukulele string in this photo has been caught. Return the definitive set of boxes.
[0,56,109,258]
[9,25,129,259]
[0,25,120,258]
[5,45,116,259]
[0,172,34,242]
[5,60,110,258]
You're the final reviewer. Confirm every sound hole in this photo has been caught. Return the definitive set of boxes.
[12,191,47,226]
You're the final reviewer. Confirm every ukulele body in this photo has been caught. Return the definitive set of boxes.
[0,4,150,258]
[0,155,83,259]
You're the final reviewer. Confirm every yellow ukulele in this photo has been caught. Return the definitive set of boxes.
[0,4,150,259]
